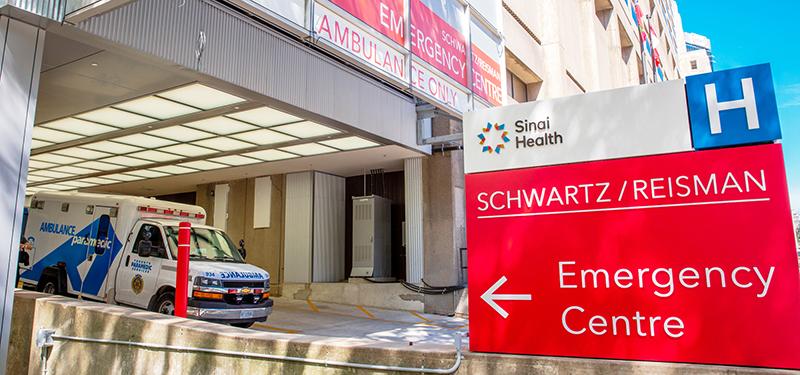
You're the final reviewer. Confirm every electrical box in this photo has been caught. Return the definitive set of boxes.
[351,195,391,278]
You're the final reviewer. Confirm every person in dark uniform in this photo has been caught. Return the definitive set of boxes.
[16,237,30,287]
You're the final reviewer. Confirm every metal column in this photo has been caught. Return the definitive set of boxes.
[404,157,424,284]
[0,16,44,374]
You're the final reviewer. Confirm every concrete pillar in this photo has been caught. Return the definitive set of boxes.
[404,157,424,283]
[422,150,466,315]
[0,16,44,374]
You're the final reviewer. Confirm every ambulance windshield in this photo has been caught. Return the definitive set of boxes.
[164,227,244,263]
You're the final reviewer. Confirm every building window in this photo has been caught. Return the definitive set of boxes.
[506,70,528,103]
[690,60,698,70]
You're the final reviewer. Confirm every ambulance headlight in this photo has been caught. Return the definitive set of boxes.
[194,276,222,287]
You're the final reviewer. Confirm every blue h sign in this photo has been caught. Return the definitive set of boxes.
[686,63,781,149]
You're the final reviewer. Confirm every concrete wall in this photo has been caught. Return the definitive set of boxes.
[422,150,467,315]
[8,291,796,375]
[283,282,424,312]
[9,292,454,375]
[196,174,285,296]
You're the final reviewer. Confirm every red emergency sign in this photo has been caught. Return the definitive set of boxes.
[465,143,800,369]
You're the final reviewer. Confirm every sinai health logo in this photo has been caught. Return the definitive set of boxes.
[478,117,564,156]
[478,123,511,155]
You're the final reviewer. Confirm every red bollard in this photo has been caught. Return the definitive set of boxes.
[175,221,191,318]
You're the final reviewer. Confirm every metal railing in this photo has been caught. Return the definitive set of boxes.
[36,328,463,374]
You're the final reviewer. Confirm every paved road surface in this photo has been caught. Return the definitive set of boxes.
[252,298,468,347]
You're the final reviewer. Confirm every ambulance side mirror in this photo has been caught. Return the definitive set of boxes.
[238,239,246,260]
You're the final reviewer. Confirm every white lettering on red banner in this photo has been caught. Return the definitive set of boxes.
[329,0,405,46]
[315,4,407,82]
[471,44,502,106]
[410,0,468,87]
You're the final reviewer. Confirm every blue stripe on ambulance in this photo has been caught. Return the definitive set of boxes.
[22,217,123,296]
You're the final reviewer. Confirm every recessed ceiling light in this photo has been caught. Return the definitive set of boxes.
[28,160,57,169]
[26,187,46,194]
[90,62,99,67]
[146,125,215,142]
[53,147,111,160]
[208,155,261,166]
[159,144,217,157]
[100,156,152,167]
[114,96,199,119]
[230,128,297,145]
[74,161,125,171]
[226,107,302,127]
[58,180,97,188]
[177,160,227,171]
[125,170,170,178]
[271,121,340,138]
[76,177,120,185]
[76,107,155,128]
[31,127,83,142]
[30,153,83,164]
[320,136,380,150]
[30,139,53,149]
[29,170,73,179]
[41,118,118,136]
[38,184,75,191]
[157,84,245,110]
[242,149,298,161]
[50,166,98,175]
[150,165,197,175]
[113,134,177,148]
[192,137,255,151]
[26,175,51,182]
[82,141,143,154]
[128,150,183,162]
[102,173,146,182]
[279,143,338,156]
[184,116,258,135]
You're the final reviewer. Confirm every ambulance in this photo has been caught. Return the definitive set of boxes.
[20,191,272,328]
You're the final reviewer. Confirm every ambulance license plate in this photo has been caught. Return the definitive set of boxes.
[240,310,254,319]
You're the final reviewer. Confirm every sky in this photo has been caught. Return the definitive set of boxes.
[677,0,800,210]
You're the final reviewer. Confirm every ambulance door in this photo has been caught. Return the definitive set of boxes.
[114,222,166,307]
[78,206,119,300]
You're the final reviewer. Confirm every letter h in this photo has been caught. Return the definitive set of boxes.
[704,78,759,135]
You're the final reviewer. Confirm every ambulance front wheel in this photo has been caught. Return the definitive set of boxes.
[153,291,175,316]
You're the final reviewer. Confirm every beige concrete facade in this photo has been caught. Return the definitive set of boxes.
[196,176,286,296]
[503,0,686,103]
[681,32,714,76]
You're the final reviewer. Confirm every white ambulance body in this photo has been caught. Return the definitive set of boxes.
[21,192,272,327]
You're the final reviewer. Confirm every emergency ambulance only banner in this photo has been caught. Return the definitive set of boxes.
[464,64,800,369]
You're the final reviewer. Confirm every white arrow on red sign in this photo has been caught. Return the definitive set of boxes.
[481,276,532,319]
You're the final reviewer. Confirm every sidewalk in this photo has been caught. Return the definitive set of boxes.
[253,298,468,347]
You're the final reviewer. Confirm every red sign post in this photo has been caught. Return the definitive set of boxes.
[466,144,800,369]
[175,222,191,318]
